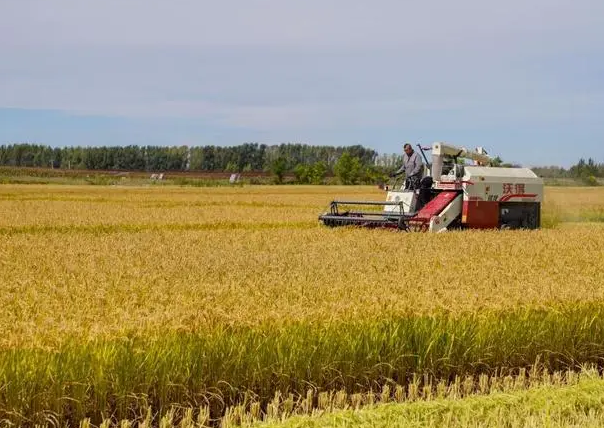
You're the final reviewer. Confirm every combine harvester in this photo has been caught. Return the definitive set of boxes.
[319,142,544,232]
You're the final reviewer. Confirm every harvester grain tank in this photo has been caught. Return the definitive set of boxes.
[319,142,544,231]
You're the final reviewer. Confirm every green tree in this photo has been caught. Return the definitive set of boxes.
[310,161,327,184]
[293,164,311,183]
[490,156,503,167]
[334,152,362,185]
[582,175,599,186]
[224,161,239,173]
[270,157,288,184]
[359,165,386,184]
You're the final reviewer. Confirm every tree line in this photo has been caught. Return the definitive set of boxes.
[1,143,602,185]
[0,143,377,173]
[531,158,604,185]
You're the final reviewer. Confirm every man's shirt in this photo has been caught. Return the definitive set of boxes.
[396,151,423,178]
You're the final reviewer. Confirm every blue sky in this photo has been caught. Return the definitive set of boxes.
[1,0,603,167]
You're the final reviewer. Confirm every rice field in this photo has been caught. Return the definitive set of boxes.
[1,184,604,427]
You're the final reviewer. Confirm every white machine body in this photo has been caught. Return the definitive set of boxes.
[319,141,544,231]
[384,142,544,230]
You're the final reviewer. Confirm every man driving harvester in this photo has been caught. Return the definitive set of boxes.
[390,143,424,190]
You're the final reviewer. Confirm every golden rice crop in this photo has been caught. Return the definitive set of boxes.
[0,184,602,228]
[1,184,604,426]
[2,227,604,348]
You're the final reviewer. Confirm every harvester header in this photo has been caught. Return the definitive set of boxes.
[319,142,543,232]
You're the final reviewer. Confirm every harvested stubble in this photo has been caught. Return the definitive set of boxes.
[1,184,604,426]
[255,367,604,428]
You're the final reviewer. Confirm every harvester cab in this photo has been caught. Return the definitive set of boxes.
[319,142,544,232]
